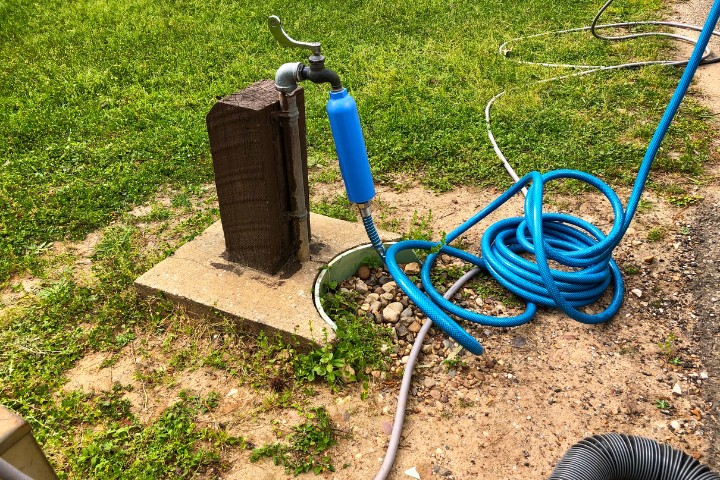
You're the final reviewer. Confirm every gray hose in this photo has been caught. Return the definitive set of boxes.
[0,458,33,480]
[373,267,481,480]
[550,433,720,480]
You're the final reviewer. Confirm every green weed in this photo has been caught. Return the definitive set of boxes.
[171,193,193,209]
[667,194,703,207]
[295,290,390,387]
[668,357,683,366]
[443,358,467,370]
[250,407,336,475]
[465,268,522,307]
[143,205,172,222]
[311,167,341,184]
[430,263,471,285]
[646,227,666,242]
[171,208,220,243]
[239,331,297,390]
[361,255,383,270]
[658,333,683,366]
[622,264,640,275]
[202,350,228,369]
[74,391,240,479]
[311,195,356,222]
[403,210,434,241]
[637,199,654,212]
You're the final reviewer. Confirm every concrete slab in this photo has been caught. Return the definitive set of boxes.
[0,405,57,479]
[134,213,399,347]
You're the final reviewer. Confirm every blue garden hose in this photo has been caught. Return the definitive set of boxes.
[365,3,720,478]
[371,0,720,355]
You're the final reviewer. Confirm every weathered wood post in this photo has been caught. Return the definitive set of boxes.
[206,80,310,274]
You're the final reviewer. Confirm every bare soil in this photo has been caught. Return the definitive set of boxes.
[59,1,720,478]
[65,170,718,479]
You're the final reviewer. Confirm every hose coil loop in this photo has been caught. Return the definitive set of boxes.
[382,0,720,355]
[384,168,627,355]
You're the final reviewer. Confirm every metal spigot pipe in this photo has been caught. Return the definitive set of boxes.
[278,91,311,262]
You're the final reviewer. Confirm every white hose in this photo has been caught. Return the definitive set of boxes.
[488,0,720,183]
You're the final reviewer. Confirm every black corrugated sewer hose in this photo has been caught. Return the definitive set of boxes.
[550,433,719,480]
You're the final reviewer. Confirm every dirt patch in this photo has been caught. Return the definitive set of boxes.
[669,0,720,112]
[63,336,265,426]
[0,185,217,312]
[62,174,715,479]
[671,0,720,469]
[303,186,713,479]
[688,172,720,467]
[295,4,720,477]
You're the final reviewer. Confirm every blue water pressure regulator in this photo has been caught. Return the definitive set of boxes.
[326,88,376,205]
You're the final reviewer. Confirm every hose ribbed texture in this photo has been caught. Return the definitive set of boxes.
[362,214,386,262]
[380,0,720,355]
[550,434,720,480]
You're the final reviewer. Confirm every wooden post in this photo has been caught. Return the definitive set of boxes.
[206,80,310,274]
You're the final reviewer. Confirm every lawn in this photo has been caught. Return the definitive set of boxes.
[0,0,716,477]
[2,0,715,283]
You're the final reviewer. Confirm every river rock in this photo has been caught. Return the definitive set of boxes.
[357,265,371,280]
[404,262,421,275]
[382,281,397,294]
[396,323,408,337]
[383,302,404,323]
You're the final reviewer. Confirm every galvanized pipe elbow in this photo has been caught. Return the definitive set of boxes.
[275,62,303,93]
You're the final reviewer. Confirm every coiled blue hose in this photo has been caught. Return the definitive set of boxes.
[374,0,720,355]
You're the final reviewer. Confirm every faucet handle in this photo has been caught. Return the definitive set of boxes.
[268,16,322,57]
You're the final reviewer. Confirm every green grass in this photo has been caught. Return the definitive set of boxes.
[646,226,666,241]
[0,191,229,475]
[295,288,392,388]
[73,390,242,478]
[0,186,383,477]
[250,407,336,475]
[1,0,715,282]
[310,194,357,222]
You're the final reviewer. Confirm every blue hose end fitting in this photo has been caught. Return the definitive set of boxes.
[327,88,376,204]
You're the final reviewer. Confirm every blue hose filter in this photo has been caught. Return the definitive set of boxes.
[377,0,720,355]
[326,88,376,204]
